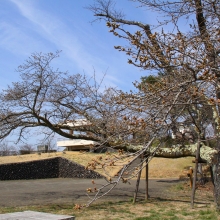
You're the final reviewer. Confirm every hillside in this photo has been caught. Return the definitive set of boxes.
[0,152,196,179]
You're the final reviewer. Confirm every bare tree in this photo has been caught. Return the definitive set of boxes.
[39,133,58,152]
[87,0,220,208]
[0,141,16,156]
[0,51,148,149]
[19,144,35,154]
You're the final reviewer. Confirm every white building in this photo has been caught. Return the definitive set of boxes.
[57,139,99,151]
[57,119,99,151]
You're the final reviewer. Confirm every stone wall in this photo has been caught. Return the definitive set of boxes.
[58,157,103,179]
[0,157,103,180]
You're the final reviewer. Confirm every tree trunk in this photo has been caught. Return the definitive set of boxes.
[212,153,220,210]
[126,143,217,164]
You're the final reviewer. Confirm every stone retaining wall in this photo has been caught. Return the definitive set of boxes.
[0,157,103,180]
[58,157,102,178]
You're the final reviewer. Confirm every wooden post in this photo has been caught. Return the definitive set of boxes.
[145,156,149,200]
[133,155,143,204]
[191,137,201,208]
[187,167,193,188]
[133,165,142,204]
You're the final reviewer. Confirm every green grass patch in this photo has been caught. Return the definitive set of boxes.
[198,209,219,220]
[174,183,184,191]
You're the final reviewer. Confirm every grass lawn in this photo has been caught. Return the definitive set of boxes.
[0,199,218,220]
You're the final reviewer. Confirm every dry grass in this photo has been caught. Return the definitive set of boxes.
[0,199,218,220]
[145,157,195,179]
[0,152,196,179]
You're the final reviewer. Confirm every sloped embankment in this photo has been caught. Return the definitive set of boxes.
[0,157,103,180]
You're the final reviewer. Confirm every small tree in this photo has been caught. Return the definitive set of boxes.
[40,134,58,152]
[0,141,16,156]
[19,144,35,154]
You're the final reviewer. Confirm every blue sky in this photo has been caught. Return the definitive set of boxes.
[0,0,155,92]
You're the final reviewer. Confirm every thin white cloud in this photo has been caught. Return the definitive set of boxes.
[9,0,121,87]
[0,21,45,56]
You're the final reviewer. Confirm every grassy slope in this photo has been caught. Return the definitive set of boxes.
[0,152,195,178]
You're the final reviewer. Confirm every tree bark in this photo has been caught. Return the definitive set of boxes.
[125,143,217,164]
